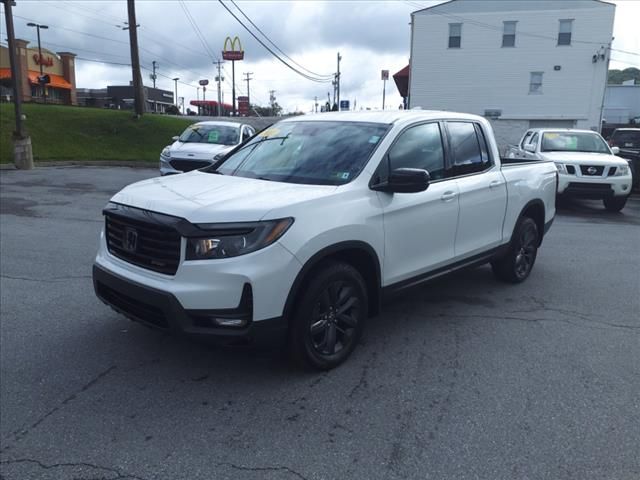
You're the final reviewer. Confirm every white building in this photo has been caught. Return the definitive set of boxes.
[408,0,615,148]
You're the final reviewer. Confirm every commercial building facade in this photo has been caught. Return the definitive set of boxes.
[408,0,615,147]
[77,84,175,113]
[0,40,76,105]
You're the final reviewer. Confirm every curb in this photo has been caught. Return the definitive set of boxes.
[0,160,157,170]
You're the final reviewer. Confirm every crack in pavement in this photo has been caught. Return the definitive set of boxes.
[0,274,92,283]
[5,366,117,449]
[215,461,309,480]
[0,458,149,480]
[441,311,639,331]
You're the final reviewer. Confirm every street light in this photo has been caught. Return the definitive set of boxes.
[27,22,49,104]
[172,77,179,113]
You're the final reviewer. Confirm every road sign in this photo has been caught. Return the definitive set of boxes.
[381,70,389,81]
[340,100,349,111]
[199,79,209,86]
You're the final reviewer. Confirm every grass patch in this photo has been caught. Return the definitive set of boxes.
[0,103,193,163]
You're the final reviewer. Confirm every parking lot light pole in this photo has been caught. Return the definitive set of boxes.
[27,22,49,104]
[172,77,179,111]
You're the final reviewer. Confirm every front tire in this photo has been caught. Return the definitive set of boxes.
[603,195,627,212]
[491,217,539,284]
[288,262,368,370]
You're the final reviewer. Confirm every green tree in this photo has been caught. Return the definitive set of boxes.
[608,67,640,85]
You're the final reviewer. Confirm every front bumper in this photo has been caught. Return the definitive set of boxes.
[159,156,182,176]
[557,173,632,198]
[93,264,287,346]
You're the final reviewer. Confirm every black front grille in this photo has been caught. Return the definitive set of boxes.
[97,282,168,328]
[105,212,181,275]
[608,167,617,176]
[567,182,611,191]
[169,158,211,172]
[580,165,604,176]
[566,165,576,174]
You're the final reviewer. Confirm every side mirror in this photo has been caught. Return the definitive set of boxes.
[372,168,430,193]
[523,143,536,153]
[611,146,620,155]
[172,136,179,142]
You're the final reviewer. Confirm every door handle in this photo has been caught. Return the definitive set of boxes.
[440,191,457,202]
[489,180,502,189]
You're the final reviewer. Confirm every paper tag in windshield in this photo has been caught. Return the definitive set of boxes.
[368,135,381,144]
[337,172,350,180]
[260,127,280,138]
[208,131,219,142]
[545,133,559,139]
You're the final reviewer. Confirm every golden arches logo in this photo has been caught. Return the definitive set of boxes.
[222,36,244,60]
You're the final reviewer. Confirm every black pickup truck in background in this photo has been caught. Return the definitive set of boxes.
[608,128,640,189]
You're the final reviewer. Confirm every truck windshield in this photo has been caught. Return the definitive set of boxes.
[541,132,610,153]
[179,124,239,146]
[212,121,390,185]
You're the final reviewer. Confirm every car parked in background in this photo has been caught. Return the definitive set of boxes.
[507,129,632,211]
[608,128,640,189]
[160,121,255,175]
[94,111,556,370]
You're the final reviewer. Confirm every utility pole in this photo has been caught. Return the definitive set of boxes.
[336,51,342,110]
[215,59,224,117]
[269,90,276,116]
[314,96,318,113]
[3,0,33,169]
[243,72,253,106]
[151,60,158,112]
[125,0,144,116]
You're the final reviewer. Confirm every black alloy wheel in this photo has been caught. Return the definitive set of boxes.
[309,280,360,356]
[491,217,539,283]
[289,262,368,370]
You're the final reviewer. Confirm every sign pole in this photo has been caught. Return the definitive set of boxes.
[382,78,386,111]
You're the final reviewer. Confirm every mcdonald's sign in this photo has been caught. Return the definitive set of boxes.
[222,36,244,61]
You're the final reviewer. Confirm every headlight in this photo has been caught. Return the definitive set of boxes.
[614,165,630,176]
[160,147,171,159]
[185,218,294,260]
[555,163,567,174]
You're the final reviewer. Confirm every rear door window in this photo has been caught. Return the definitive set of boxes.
[446,121,491,176]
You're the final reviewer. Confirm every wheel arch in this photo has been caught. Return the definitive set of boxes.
[514,199,546,246]
[283,241,382,324]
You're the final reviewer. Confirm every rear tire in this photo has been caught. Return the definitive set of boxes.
[288,262,368,370]
[491,217,539,284]
[603,195,627,212]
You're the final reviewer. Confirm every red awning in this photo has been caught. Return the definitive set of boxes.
[393,65,410,98]
[190,99,233,109]
[0,68,72,89]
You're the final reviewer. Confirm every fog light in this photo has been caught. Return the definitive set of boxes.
[214,317,247,327]
[622,185,629,191]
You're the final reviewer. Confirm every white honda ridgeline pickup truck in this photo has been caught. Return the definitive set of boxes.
[93,111,556,370]
[506,128,633,212]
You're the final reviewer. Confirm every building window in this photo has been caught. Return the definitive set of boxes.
[558,19,573,46]
[529,72,543,94]
[449,23,462,48]
[502,21,517,47]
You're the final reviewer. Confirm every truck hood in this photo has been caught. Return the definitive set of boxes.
[110,171,337,223]
[540,151,628,166]
[168,141,234,160]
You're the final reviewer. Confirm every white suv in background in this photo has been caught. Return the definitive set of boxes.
[159,121,255,175]
[507,129,632,211]
[95,111,556,370]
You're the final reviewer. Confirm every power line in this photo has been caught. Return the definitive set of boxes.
[77,57,131,67]
[228,0,333,79]
[178,0,216,61]
[610,48,640,58]
[216,0,332,83]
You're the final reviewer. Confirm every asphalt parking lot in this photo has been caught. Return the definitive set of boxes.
[1,166,639,480]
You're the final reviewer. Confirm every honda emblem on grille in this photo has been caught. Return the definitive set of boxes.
[587,166,597,175]
[124,228,138,252]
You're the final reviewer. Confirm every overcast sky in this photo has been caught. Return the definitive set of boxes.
[2,0,639,113]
